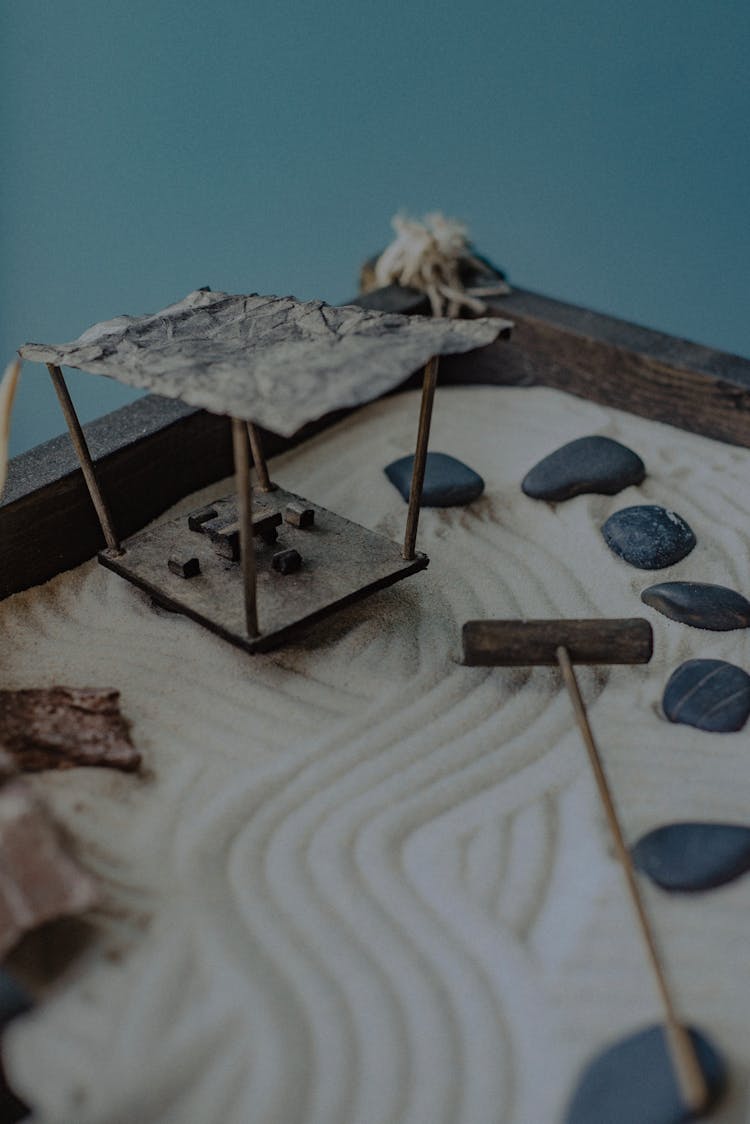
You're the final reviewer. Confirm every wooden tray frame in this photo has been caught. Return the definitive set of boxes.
[2,286,749,601]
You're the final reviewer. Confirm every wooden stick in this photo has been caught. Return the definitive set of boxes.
[403,355,439,560]
[47,364,122,555]
[463,618,653,667]
[246,422,274,493]
[556,644,708,1114]
[232,418,258,637]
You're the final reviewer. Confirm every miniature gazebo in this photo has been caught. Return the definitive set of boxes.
[20,289,510,652]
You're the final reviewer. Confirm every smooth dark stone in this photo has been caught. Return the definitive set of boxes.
[384,453,484,507]
[641,581,750,631]
[633,822,750,892]
[564,1023,726,1124]
[662,658,750,732]
[601,505,696,569]
[522,436,645,501]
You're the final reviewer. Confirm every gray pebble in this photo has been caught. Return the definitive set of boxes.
[564,1023,726,1124]
[641,581,750,630]
[633,822,750,892]
[385,452,484,507]
[602,506,696,569]
[522,436,645,501]
[662,658,750,733]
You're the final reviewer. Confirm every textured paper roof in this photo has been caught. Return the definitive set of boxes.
[20,289,511,437]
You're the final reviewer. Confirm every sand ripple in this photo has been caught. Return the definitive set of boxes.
[4,387,750,1122]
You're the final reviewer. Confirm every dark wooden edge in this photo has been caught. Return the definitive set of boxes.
[438,287,750,448]
[2,286,748,601]
[462,618,654,667]
[98,548,429,654]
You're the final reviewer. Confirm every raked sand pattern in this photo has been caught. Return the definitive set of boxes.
[3,386,750,1123]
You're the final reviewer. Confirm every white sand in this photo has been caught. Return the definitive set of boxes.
[3,385,750,1123]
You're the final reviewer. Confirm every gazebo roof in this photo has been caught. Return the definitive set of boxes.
[20,289,511,437]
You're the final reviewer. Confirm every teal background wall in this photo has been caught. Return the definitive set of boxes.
[2,0,748,456]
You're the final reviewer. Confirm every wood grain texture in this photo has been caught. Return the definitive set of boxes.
[436,289,750,449]
[351,281,750,447]
[462,618,654,666]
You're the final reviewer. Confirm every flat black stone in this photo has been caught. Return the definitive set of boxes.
[564,1023,726,1124]
[384,452,484,507]
[633,822,750,892]
[601,506,696,570]
[662,658,750,732]
[641,581,750,631]
[522,435,645,501]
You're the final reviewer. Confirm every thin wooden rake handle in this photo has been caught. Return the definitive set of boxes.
[556,645,708,1115]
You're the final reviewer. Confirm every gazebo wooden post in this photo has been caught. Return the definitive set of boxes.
[232,418,259,637]
[246,422,274,492]
[47,364,122,555]
[403,355,439,560]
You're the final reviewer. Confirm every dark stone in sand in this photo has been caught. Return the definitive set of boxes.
[641,582,750,631]
[662,659,750,733]
[601,506,696,569]
[633,822,750,892]
[564,1023,726,1124]
[384,452,484,507]
[522,436,645,501]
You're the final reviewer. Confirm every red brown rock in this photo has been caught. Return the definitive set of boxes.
[0,687,140,773]
[0,780,97,959]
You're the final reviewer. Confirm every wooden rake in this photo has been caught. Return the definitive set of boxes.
[462,617,709,1116]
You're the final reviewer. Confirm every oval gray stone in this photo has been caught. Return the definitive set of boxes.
[564,1023,726,1124]
[632,822,750,892]
[384,452,484,507]
[662,658,750,733]
[601,506,696,569]
[641,581,750,631]
[522,436,645,501]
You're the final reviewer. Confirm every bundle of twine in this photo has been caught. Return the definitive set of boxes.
[373,212,509,317]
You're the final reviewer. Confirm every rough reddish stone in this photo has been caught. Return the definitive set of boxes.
[0,687,140,773]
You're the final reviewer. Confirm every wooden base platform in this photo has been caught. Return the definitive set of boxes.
[98,485,429,653]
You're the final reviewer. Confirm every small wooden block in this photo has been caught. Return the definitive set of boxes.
[168,555,201,579]
[207,521,240,560]
[285,503,315,528]
[272,548,302,574]
[253,510,283,536]
[187,505,218,532]
[205,511,283,560]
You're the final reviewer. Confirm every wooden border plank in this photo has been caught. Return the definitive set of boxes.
[437,288,750,447]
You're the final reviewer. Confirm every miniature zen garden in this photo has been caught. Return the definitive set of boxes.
[2,215,750,1123]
